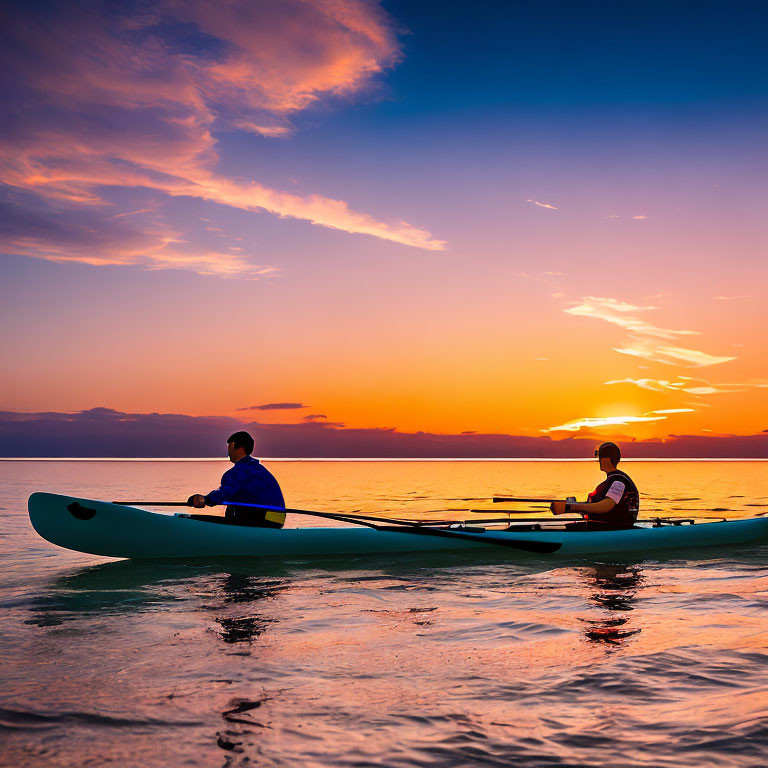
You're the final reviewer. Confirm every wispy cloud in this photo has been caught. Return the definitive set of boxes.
[542,414,667,433]
[237,402,307,411]
[613,341,737,368]
[527,200,559,210]
[565,297,697,339]
[632,214,648,220]
[0,189,281,278]
[113,209,154,219]
[566,297,735,369]
[0,0,445,277]
[543,406,694,434]
[604,376,744,394]
[605,377,680,392]
[514,271,563,284]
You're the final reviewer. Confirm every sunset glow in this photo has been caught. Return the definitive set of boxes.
[1,0,766,455]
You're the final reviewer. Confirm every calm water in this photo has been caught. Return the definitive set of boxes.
[1,460,767,767]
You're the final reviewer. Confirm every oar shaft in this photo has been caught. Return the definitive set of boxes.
[114,500,425,527]
[115,501,191,506]
[216,502,562,551]
[221,501,430,527]
[112,500,561,551]
[226,505,547,528]
[493,496,561,504]
[384,525,561,554]
[472,517,583,524]
[471,508,550,514]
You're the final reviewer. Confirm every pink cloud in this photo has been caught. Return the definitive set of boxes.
[0,190,280,278]
[0,0,445,277]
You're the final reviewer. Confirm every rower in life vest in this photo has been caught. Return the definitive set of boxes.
[550,442,639,529]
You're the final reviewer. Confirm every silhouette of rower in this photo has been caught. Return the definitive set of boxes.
[188,431,286,528]
[550,442,639,529]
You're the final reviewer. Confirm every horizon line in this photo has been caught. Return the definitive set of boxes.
[1,457,767,462]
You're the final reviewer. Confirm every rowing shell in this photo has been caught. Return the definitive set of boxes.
[28,493,768,560]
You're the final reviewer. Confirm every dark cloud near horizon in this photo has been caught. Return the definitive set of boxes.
[236,403,307,411]
[1,408,768,459]
[0,408,239,457]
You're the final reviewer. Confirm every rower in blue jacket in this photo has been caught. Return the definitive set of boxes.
[188,431,286,528]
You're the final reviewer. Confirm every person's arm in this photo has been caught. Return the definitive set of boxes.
[551,498,616,516]
[551,480,624,517]
[551,499,615,516]
[204,467,243,506]
[186,467,243,508]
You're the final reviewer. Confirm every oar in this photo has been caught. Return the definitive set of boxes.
[211,502,561,553]
[113,500,423,528]
[377,524,561,553]
[114,500,519,528]
[473,517,583,524]
[115,500,191,506]
[493,496,561,504]
[471,508,549,514]
[113,500,561,554]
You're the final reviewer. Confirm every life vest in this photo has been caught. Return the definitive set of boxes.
[585,470,639,527]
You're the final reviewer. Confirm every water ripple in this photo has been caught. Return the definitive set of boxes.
[0,706,203,730]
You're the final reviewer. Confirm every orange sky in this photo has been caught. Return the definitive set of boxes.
[1,0,766,448]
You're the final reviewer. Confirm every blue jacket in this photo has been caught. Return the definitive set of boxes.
[205,456,285,526]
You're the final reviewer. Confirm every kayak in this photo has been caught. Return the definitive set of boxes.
[28,492,768,560]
